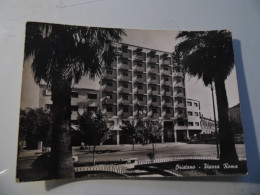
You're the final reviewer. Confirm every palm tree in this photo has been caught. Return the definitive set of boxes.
[24,22,125,178]
[174,30,238,162]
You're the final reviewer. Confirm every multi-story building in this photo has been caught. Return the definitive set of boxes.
[39,43,207,144]
[200,116,216,134]
[100,43,188,144]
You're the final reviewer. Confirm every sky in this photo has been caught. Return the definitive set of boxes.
[20,28,241,120]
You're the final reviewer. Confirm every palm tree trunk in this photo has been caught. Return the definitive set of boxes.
[214,76,238,163]
[51,78,74,179]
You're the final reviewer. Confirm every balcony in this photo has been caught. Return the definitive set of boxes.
[134,99,147,106]
[175,82,185,88]
[162,110,174,119]
[118,73,132,82]
[134,76,146,83]
[134,87,146,95]
[134,107,147,118]
[161,79,172,86]
[163,102,173,107]
[148,57,159,64]
[102,72,116,80]
[135,54,146,62]
[149,90,160,96]
[148,77,160,85]
[121,51,131,59]
[174,92,185,98]
[173,72,184,77]
[161,68,171,75]
[175,103,186,108]
[133,65,145,72]
[174,113,187,119]
[102,84,115,92]
[162,59,171,65]
[118,62,131,70]
[162,90,172,97]
[118,84,132,94]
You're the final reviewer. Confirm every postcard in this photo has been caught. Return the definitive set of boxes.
[16,22,247,181]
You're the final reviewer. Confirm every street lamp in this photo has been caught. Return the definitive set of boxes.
[210,83,220,158]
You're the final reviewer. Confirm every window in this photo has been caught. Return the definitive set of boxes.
[166,109,170,114]
[178,121,185,126]
[178,110,183,114]
[106,70,112,74]
[137,74,142,79]
[123,72,128,77]
[164,77,169,82]
[188,122,194,126]
[151,76,156,80]
[71,106,78,112]
[188,111,193,116]
[187,101,192,106]
[151,65,155,69]
[107,106,113,112]
[194,112,198,116]
[165,88,169,92]
[122,60,128,65]
[152,97,157,102]
[123,83,128,88]
[137,63,142,67]
[151,86,156,91]
[166,98,170,103]
[123,95,128,100]
[45,104,51,110]
[195,122,200,126]
[177,99,183,104]
[194,102,198,107]
[107,82,113,87]
[164,67,168,71]
[152,108,157,113]
[137,85,143,90]
[177,88,182,93]
[88,94,97,99]
[123,107,129,113]
[176,79,181,83]
[138,96,143,101]
[71,92,78,98]
[88,106,97,112]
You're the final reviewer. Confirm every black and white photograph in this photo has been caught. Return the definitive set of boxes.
[16,22,247,182]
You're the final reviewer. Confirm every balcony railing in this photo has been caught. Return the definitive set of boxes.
[133,65,145,72]
[173,72,184,77]
[175,103,186,108]
[174,113,187,118]
[102,73,115,80]
[162,80,172,86]
[148,57,159,64]
[174,92,185,98]
[148,68,159,74]
[118,63,131,70]
[175,82,185,88]
[118,74,132,82]
[162,91,172,96]
[135,54,146,61]
[121,52,131,59]
[161,69,171,75]
[162,59,171,65]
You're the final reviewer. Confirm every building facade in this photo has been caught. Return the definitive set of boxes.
[200,116,216,135]
[38,43,206,144]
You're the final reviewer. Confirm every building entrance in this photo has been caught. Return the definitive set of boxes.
[163,121,175,142]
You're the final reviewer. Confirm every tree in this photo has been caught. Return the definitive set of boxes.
[121,121,138,150]
[19,108,52,149]
[143,120,163,158]
[78,108,111,165]
[174,30,238,162]
[24,22,125,178]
